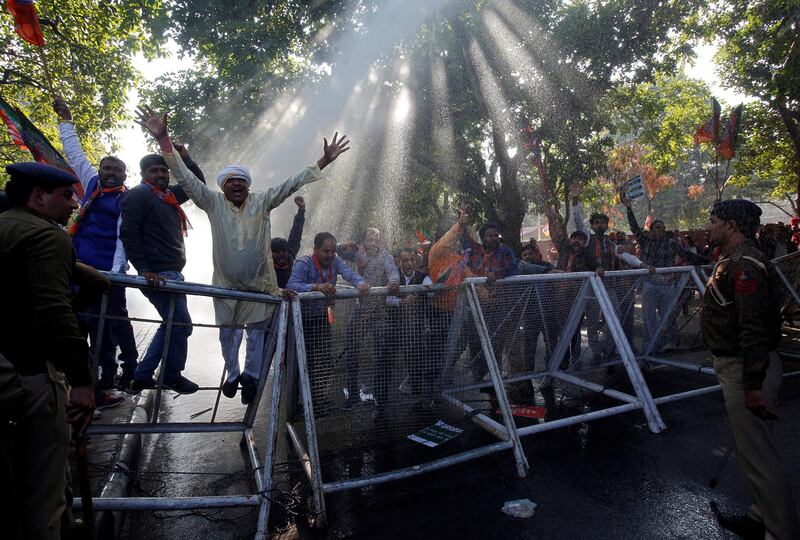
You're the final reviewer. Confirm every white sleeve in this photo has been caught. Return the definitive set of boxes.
[163,150,214,210]
[58,122,97,192]
[617,249,643,268]
[570,203,589,246]
[266,164,323,212]
[111,216,129,272]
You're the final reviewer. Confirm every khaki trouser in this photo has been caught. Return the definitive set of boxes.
[10,362,72,539]
[714,352,800,540]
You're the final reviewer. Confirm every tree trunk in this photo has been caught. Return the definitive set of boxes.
[491,125,526,253]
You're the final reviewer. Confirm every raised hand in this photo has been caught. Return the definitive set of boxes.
[172,142,190,160]
[53,97,72,121]
[317,132,351,170]
[294,195,305,210]
[618,185,632,208]
[134,105,168,139]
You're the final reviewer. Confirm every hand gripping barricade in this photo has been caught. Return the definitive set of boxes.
[76,273,289,539]
[285,272,670,527]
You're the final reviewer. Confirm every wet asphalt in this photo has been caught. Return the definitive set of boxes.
[113,340,800,539]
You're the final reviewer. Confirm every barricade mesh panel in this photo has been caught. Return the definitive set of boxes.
[82,285,281,426]
[597,271,705,357]
[294,286,512,479]
[467,276,586,376]
[774,252,800,326]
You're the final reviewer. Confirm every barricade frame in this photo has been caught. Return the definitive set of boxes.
[445,272,667,436]
[286,283,529,528]
[76,273,289,539]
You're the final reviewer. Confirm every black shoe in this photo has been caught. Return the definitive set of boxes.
[126,377,156,394]
[711,502,766,540]
[118,369,136,392]
[163,375,199,395]
[222,376,240,398]
[240,374,257,405]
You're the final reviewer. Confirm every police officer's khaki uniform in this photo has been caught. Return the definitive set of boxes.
[0,206,94,539]
[702,240,800,540]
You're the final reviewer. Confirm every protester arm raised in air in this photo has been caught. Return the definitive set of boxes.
[287,196,305,259]
[54,98,97,192]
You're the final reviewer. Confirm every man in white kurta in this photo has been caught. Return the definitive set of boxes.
[136,104,350,403]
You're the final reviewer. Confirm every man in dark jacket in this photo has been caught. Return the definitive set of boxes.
[120,150,206,394]
[702,199,800,540]
[271,195,306,288]
[0,162,96,539]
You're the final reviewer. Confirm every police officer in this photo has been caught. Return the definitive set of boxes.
[0,162,96,539]
[702,199,800,539]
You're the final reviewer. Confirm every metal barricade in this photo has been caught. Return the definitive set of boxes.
[286,282,529,527]
[76,273,288,539]
[773,251,800,323]
[462,272,666,438]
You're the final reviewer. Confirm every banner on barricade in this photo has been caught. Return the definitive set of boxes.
[408,421,463,448]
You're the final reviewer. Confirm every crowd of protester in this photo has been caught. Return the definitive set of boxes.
[4,97,800,539]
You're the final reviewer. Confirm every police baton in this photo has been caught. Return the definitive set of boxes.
[73,430,96,539]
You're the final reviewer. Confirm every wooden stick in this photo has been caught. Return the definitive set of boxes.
[35,47,55,96]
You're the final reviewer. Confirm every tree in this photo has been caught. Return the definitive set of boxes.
[148,0,705,249]
[0,0,163,185]
[706,0,800,213]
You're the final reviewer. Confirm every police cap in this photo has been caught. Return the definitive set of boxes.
[5,162,78,188]
[711,199,762,237]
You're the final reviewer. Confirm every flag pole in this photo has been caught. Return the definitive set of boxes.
[36,47,55,96]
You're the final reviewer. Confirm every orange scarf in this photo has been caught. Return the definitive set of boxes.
[143,180,191,236]
[67,183,126,236]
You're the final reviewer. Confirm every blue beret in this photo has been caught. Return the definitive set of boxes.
[711,199,762,221]
[5,162,78,187]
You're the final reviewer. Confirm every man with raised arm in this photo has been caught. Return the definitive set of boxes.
[53,97,138,400]
[135,106,350,404]
[272,195,307,288]
[569,186,650,361]
[620,187,708,353]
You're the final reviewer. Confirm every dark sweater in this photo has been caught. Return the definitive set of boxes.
[120,158,206,274]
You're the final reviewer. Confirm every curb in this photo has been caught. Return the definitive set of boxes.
[96,388,155,538]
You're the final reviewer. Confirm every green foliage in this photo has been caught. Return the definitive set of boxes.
[704,0,800,210]
[0,0,164,186]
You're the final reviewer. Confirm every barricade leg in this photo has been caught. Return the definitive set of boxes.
[289,297,327,528]
[590,276,666,433]
[466,283,529,477]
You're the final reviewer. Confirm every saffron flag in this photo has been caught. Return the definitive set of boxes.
[6,0,46,46]
[693,97,721,144]
[717,104,744,160]
[0,97,80,195]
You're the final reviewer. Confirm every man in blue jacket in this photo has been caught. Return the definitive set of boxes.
[55,97,137,403]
